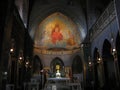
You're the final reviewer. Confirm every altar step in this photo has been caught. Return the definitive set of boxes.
[44,84,82,90]
[44,84,71,90]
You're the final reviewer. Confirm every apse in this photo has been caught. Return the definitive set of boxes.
[34,12,82,50]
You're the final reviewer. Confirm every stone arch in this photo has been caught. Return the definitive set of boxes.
[72,55,83,74]
[102,39,116,88]
[50,57,64,74]
[33,55,43,74]
[116,32,120,73]
[34,12,81,49]
[29,4,87,41]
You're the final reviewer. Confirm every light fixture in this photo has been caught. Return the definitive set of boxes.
[97,57,101,63]
[19,56,23,60]
[18,50,24,65]
[88,60,93,71]
[18,56,23,64]
[10,47,14,55]
[25,57,30,68]
[112,48,116,55]
[10,39,15,55]
[26,61,29,65]
[3,72,8,75]
[113,48,116,52]
[88,56,93,67]
[89,61,92,66]
[112,48,117,61]
[10,48,14,52]
[25,61,30,68]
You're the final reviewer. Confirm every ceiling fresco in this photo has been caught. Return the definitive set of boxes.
[34,12,81,50]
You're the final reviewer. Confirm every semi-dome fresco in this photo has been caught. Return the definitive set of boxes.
[34,12,81,50]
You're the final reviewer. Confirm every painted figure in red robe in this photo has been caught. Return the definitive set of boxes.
[51,24,63,44]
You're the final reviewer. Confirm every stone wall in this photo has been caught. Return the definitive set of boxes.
[0,4,26,89]
[115,0,120,32]
[34,49,82,67]
[87,0,111,29]
[91,18,118,57]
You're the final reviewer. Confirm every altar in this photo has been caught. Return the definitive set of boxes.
[45,77,71,90]
[47,77,70,83]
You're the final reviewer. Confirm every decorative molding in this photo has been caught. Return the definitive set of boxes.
[34,48,80,55]
[90,1,116,42]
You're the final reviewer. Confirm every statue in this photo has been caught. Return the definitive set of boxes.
[55,65,61,78]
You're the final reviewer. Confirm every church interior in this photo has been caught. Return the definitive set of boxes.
[0,0,120,90]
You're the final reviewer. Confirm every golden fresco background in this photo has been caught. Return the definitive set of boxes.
[34,12,81,49]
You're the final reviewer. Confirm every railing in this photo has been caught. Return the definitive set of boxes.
[90,1,116,41]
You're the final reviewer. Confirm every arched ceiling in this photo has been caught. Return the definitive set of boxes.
[28,0,112,49]
[29,0,111,49]
[29,0,88,50]
[34,12,81,49]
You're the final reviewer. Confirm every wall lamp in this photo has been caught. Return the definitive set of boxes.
[97,57,102,64]
[25,57,31,68]
[10,39,15,55]
[112,48,117,61]
[88,56,93,71]
[18,50,24,65]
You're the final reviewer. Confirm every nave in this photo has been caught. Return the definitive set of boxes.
[1,0,120,90]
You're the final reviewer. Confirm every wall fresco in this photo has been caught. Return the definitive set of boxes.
[34,12,81,49]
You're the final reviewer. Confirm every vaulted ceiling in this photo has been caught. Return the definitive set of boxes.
[27,0,111,49]
[29,0,87,49]
[14,0,111,50]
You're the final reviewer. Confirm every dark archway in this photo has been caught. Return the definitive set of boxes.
[116,33,120,73]
[115,32,120,85]
[33,55,43,74]
[50,57,64,76]
[72,55,83,74]
[102,39,116,88]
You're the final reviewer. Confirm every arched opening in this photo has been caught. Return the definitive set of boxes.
[72,55,83,87]
[34,12,81,50]
[115,32,120,85]
[116,33,120,73]
[72,55,83,74]
[33,55,43,75]
[50,57,64,77]
[102,39,116,88]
